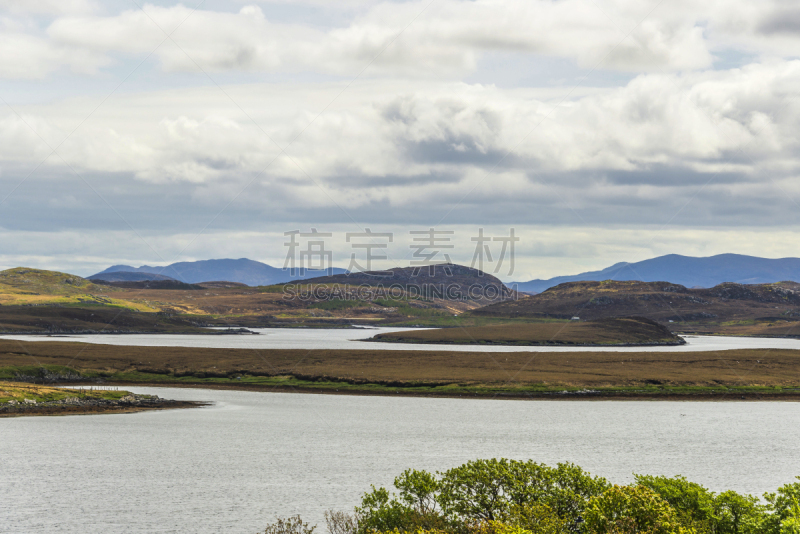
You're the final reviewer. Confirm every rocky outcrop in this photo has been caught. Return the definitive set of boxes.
[0,393,205,416]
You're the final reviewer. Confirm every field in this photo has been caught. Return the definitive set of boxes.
[2,339,799,398]
[371,317,683,346]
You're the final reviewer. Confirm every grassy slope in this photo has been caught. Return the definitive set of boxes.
[372,317,683,345]
[0,381,129,405]
[2,339,799,398]
[0,268,157,311]
[0,305,213,333]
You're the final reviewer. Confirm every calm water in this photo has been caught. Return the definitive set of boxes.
[3,327,800,352]
[2,387,799,534]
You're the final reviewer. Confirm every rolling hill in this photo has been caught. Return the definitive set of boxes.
[92,258,347,286]
[474,280,800,336]
[515,254,800,293]
[298,263,515,308]
[0,268,155,311]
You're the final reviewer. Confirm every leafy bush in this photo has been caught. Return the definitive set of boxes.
[635,475,716,529]
[765,478,800,534]
[354,459,606,533]
[584,485,690,534]
[262,461,800,534]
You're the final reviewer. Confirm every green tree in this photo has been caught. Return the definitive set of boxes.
[355,477,448,534]
[436,459,607,525]
[778,498,800,534]
[501,503,569,534]
[634,475,715,530]
[395,469,440,516]
[712,490,765,534]
[437,458,520,521]
[584,485,691,534]
[765,479,800,534]
[355,485,416,533]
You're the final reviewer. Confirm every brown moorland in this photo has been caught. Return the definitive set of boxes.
[474,280,800,335]
[371,317,683,346]
[2,339,799,398]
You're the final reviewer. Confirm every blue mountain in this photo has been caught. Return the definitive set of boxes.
[514,254,800,293]
[91,258,347,286]
[88,271,179,282]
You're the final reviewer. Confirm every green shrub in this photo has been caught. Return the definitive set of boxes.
[584,485,691,534]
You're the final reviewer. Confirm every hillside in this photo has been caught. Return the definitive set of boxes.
[474,280,800,335]
[371,317,683,346]
[298,263,515,309]
[0,305,212,334]
[0,268,155,311]
[0,264,511,331]
[93,258,347,286]
[515,254,800,293]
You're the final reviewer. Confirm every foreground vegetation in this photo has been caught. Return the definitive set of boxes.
[263,459,800,534]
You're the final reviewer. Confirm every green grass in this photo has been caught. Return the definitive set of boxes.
[0,380,130,405]
[372,298,451,318]
[309,300,364,311]
[257,285,285,294]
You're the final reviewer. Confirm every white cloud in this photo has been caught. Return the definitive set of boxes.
[0,0,97,16]
[4,0,800,272]
[7,0,800,81]
[0,31,108,79]
[2,60,799,187]
[37,0,716,78]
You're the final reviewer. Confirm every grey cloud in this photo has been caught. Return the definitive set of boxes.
[326,170,464,187]
[758,9,800,35]
[597,166,755,187]
[400,136,518,167]
[2,162,799,234]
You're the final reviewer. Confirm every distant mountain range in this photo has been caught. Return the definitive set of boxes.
[90,258,347,286]
[90,253,800,291]
[514,254,800,293]
[88,271,179,282]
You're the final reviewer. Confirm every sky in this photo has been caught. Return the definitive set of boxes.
[1,0,800,281]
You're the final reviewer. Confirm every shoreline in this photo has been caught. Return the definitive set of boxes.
[365,337,687,347]
[4,338,800,403]
[0,399,208,417]
[86,380,800,402]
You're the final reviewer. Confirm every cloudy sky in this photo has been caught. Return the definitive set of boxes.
[1,0,800,281]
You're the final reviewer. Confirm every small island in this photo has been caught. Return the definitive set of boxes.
[371,316,685,346]
[0,381,205,417]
